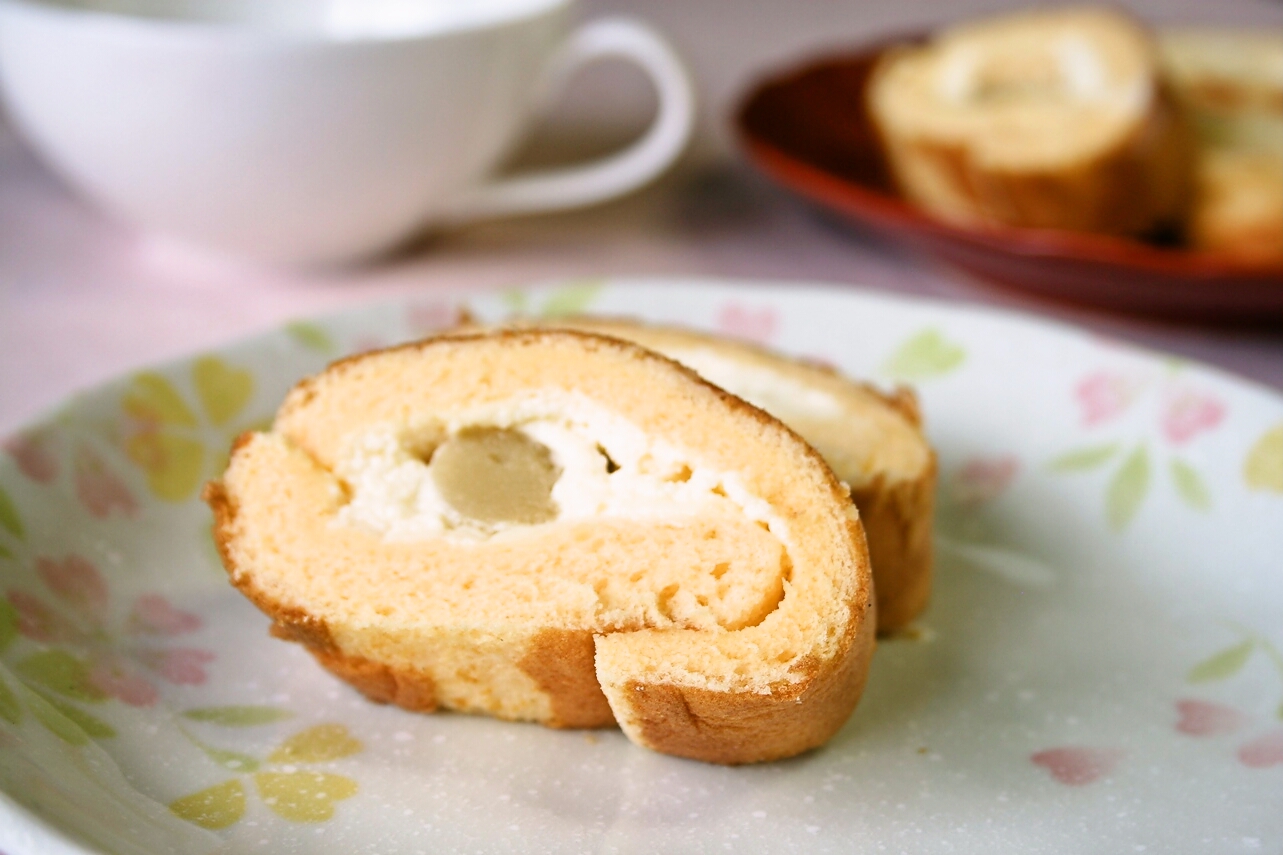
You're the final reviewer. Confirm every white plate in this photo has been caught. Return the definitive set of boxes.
[1,278,1280,855]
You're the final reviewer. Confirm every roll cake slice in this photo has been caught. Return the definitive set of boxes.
[868,6,1192,236]
[1158,27,1283,261]
[1185,147,1283,262]
[1159,27,1283,118]
[495,318,935,634]
[204,330,876,764]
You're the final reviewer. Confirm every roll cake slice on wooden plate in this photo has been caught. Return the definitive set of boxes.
[204,330,876,764]
[497,318,936,634]
[868,6,1192,237]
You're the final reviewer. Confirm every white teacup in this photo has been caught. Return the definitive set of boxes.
[0,0,695,266]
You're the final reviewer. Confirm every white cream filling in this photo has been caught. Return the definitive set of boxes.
[937,44,982,104]
[662,347,843,425]
[934,35,1147,112]
[332,391,789,545]
[1056,34,1107,99]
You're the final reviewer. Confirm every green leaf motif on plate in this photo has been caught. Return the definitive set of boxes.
[15,650,106,703]
[0,674,22,725]
[1170,458,1212,510]
[285,322,336,355]
[0,600,19,654]
[40,694,115,739]
[268,723,363,764]
[183,705,295,727]
[24,690,115,743]
[1187,638,1255,683]
[1244,424,1283,493]
[193,356,253,428]
[1106,445,1150,530]
[537,280,604,319]
[882,329,966,381]
[27,693,89,745]
[1048,443,1120,472]
[0,484,24,541]
[255,771,358,823]
[170,779,246,830]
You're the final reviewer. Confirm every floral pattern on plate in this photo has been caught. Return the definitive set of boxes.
[0,278,1280,855]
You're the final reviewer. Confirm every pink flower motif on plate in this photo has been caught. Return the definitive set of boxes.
[952,456,1020,506]
[1075,371,1138,426]
[74,445,139,518]
[6,589,74,642]
[716,303,778,344]
[5,555,216,707]
[1237,729,1283,768]
[1161,389,1226,445]
[128,594,202,636]
[36,555,109,622]
[3,430,59,483]
[137,647,215,686]
[1174,699,1251,737]
[1031,747,1124,785]
[89,656,160,707]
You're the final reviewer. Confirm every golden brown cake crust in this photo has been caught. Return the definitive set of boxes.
[517,630,616,728]
[311,649,440,712]
[849,466,934,632]
[620,519,876,765]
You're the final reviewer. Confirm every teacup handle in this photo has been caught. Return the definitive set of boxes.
[443,17,695,224]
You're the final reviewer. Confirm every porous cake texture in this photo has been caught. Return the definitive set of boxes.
[205,330,876,764]
[495,318,935,633]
